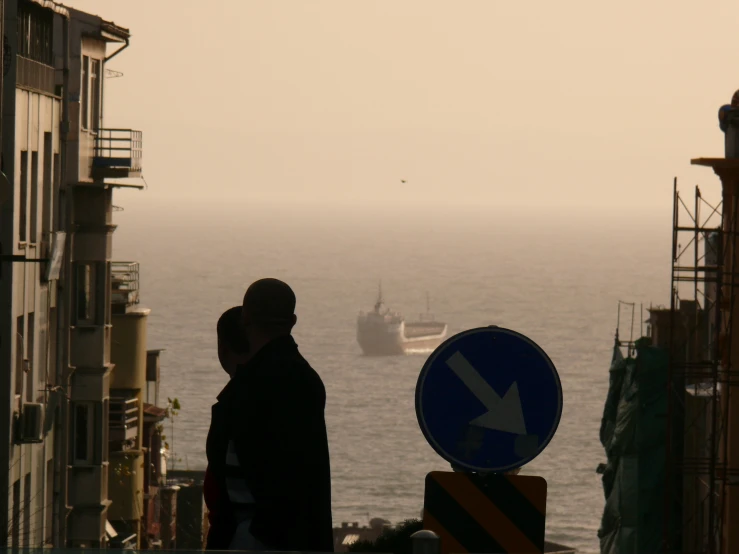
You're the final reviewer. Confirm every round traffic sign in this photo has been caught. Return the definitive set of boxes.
[415,326,563,473]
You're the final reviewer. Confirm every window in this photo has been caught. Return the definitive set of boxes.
[95,400,109,464]
[102,399,109,462]
[16,316,24,396]
[81,56,89,130]
[11,479,20,548]
[19,151,28,242]
[23,473,30,546]
[48,307,57,386]
[90,59,100,131]
[45,459,53,545]
[37,306,47,387]
[52,152,60,231]
[97,261,107,324]
[53,152,60,193]
[30,151,38,243]
[26,312,34,402]
[73,403,92,464]
[42,133,52,239]
[16,1,53,65]
[75,263,93,322]
[106,262,112,325]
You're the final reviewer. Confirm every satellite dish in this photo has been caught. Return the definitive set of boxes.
[0,171,10,206]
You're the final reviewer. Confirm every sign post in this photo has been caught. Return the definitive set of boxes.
[415,325,563,554]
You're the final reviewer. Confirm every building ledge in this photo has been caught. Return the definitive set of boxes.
[691,157,739,168]
[692,157,739,181]
[28,0,69,17]
[71,180,145,189]
[66,499,113,511]
[143,403,167,419]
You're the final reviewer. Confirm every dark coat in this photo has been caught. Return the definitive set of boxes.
[204,388,238,549]
[221,335,334,552]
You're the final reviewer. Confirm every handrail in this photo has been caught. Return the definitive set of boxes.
[111,261,140,309]
[93,129,143,173]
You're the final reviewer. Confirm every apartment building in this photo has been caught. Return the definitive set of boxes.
[0,0,146,547]
[63,7,141,547]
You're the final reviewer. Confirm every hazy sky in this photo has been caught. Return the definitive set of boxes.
[65,0,738,216]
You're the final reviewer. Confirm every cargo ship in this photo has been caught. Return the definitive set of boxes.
[357,284,447,356]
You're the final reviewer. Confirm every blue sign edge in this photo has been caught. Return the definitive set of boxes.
[415,325,564,473]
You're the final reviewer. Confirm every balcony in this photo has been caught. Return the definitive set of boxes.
[17,56,56,95]
[92,129,143,180]
[111,261,140,314]
[109,394,139,451]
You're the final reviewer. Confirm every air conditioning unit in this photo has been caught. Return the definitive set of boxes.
[17,403,44,444]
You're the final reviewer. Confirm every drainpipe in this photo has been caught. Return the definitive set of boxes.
[52,11,71,549]
[101,37,128,133]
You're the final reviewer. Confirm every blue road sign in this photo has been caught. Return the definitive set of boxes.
[415,326,563,473]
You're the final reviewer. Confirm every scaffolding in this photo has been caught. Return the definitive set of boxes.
[614,300,643,358]
[665,178,727,554]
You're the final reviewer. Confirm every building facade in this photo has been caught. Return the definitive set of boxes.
[0,0,68,547]
[0,0,150,547]
[63,8,138,548]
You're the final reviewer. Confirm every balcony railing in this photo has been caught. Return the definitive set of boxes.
[92,129,143,179]
[109,395,139,451]
[111,261,140,314]
[16,56,56,95]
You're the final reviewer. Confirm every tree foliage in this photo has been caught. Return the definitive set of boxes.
[347,519,423,554]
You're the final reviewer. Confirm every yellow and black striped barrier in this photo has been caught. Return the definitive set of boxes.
[422,471,547,554]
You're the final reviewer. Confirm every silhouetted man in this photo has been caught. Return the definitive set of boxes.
[204,306,250,550]
[223,278,334,551]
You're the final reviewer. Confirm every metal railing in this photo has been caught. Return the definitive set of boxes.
[93,128,143,173]
[111,261,140,310]
[0,529,578,553]
[109,395,139,452]
[16,56,55,95]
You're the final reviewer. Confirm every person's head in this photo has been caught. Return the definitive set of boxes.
[217,306,250,377]
[242,278,297,346]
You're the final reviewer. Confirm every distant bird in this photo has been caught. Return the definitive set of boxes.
[401,179,407,183]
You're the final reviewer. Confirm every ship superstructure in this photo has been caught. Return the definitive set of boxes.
[357,284,447,356]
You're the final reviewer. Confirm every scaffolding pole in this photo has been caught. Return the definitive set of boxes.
[664,178,732,554]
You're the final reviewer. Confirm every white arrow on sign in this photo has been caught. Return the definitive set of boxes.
[445,351,528,435]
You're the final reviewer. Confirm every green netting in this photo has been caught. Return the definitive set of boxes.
[597,337,667,554]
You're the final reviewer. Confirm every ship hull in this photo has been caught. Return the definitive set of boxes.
[357,320,448,356]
